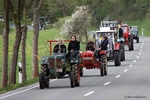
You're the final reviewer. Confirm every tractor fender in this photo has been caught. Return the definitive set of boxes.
[40,56,49,65]
[114,43,120,50]
[100,50,107,55]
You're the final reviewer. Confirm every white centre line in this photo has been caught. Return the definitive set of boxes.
[133,60,136,63]
[137,56,139,58]
[141,46,143,48]
[115,75,121,78]
[139,52,141,55]
[124,69,128,72]
[140,49,142,51]
[84,91,94,96]
[103,82,111,86]
[129,64,132,67]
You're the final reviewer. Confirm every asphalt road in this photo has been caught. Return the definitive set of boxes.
[0,36,150,100]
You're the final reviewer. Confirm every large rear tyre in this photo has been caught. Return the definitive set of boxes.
[101,55,108,76]
[70,71,75,88]
[39,73,44,89]
[73,64,80,86]
[120,49,125,61]
[128,36,133,51]
[114,51,121,66]
[137,37,139,43]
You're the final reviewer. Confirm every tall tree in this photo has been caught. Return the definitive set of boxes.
[32,0,44,78]
[1,0,10,87]
[21,0,33,82]
[9,0,26,84]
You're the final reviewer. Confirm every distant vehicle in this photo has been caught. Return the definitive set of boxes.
[121,24,134,51]
[0,15,4,21]
[130,26,139,43]
[100,21,118,30]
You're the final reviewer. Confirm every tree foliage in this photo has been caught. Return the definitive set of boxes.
[60,5,91,42]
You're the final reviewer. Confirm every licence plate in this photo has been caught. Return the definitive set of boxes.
[56,68,62,72]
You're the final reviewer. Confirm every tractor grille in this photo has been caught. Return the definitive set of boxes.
[49,58,63,68]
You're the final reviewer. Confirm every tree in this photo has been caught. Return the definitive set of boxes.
[1,0,10,87]
[32,0,44,78]
[61,5,91,42]
[21,0,33,82]
[9,0,27,84]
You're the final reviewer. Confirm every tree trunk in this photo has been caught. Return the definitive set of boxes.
[21,26,27,82]
[32,0,40,78]
[9,25,22,84]
[2,0,9,87]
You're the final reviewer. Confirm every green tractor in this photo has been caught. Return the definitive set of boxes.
[130,26,139,43]
[39,40,80,89]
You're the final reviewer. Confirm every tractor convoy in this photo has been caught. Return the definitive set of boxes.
[39,21,139,89]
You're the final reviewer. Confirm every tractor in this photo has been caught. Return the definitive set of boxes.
[39,40,80,89]
[130,26,139,43]
[94,27,125,66]
[79,50,108,76]
[121,24,134,51]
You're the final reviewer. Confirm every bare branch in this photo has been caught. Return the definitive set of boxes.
[34,0,44,14]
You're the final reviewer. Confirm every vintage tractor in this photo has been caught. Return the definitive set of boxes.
[79,50,108,76]
[121,24,134,51]
[39,40,80,89]
[94,27,125,66]
[130,26,139,43]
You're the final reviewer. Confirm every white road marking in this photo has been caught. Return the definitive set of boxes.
[133,60,136,63]
[139,52,141,55]
[124,69,128,72]
[103,82,111,86]
[140,49,142,51]
[0,79,57,100]
[137,56,139,58]
[84,91,94,96]
[115,75,121,78]
[129,64,132,67]
[141,46,143,48]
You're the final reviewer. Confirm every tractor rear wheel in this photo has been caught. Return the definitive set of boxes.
[70,71,75,88]
[120,49,125,61]
[39,73,44,89]
[137,37,139,43]
[73,64,80,86]
[114,51,121,66]
[101,55,108,75]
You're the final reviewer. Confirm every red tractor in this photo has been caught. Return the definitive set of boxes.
[121,24,134,51]
[79,50,108,76]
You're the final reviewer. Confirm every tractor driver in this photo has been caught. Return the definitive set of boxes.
[86,37,95,51]
[66,35,80,60]
[53,39,66,54]
[118,24,123,38]
[94,36,108,60]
